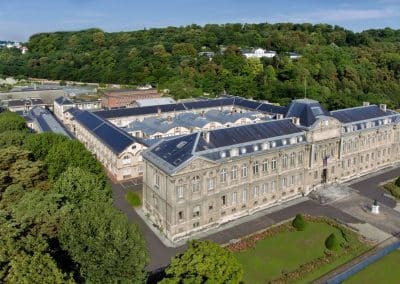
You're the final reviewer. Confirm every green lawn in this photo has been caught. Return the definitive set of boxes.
[344,250,400,284]
[234,221,369,284]
[125,191,141,207]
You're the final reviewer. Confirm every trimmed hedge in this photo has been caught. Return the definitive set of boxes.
[325,233,340,251]
[292,214,307,231]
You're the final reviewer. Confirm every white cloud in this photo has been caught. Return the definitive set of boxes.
[284,8,398,23]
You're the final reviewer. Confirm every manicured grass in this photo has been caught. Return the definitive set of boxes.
[125,191,141,207]
[382,181,400,200]
[344,250,400,284]
[234,221,369,284]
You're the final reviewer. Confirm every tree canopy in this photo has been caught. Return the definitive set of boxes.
[2,23,400,109]
[60,201,148,283]
[0,112,148,283]
[161,240,243,284]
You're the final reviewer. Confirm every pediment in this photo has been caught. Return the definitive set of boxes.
[174,156,217,175]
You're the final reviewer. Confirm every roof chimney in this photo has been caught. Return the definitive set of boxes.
[292,117,300,126]
[363,102,370,106]
[380,104,387,112]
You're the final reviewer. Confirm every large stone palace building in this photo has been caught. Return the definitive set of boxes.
[142,99,400,242]
[65,97,286,181]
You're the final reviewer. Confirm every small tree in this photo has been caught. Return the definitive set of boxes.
[161,240,243,283]
[292,214,307,231]
[325,233,340,251]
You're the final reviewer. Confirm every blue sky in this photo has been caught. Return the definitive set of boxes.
[1,0,399,41]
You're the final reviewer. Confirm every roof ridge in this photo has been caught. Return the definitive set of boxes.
[330,104,378,113]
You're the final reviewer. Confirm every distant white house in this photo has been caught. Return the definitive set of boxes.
[243,48,276,59]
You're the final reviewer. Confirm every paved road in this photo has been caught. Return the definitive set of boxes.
[349,166,400,208]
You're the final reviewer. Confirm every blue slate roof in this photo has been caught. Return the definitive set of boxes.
[95,97,286,119]
[54,96,74,105]
[330,105,394,123]
[233,97,287,115]
[150,133,198,167]
[196,119,302,151]
[285,99,329,127]
[73,110,140,154]
[28,106,72,138]
[144,119,304,174]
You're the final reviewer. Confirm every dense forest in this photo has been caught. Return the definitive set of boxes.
[0,112,148,283]
[1,23,400,108]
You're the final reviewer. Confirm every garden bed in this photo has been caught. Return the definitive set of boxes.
[382,181,400,200]
[227,215,370,284]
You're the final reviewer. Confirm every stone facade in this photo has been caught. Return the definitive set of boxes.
[142,101,400,242]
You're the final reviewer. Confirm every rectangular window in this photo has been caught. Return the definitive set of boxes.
[220,169,227,183]
[242,188,247,203]
[290,153,295,167]
[232,192,237,205]
[298,152,304,165]
[192,206,200,218]
[262,160,269,172]
[176,186,184,199]
[178,211,183,221]
[262,184,267,195]
[207,178,215,191]
[154,173,160,190]
[271,159,277,171]
[282,177,287,188]
[253,186,258,198]
[242,165,248,178]
[314,171,318,179]
[231,166,238,180]
[271,180,276,192]
[282,155,288,168]
[291,175,295,186]
[221,195,227,206]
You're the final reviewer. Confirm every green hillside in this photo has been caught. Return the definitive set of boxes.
[1,23,400,109]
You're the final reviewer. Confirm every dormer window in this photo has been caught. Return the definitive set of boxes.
[282,139,287,146]
[271,141,276,148]
[220,151,226,158]
[261,142,269,150]
[253,145,259,151]
[298,136,303,142]
[230,148,239,157]
[240,147,247,154]
[176,141,187,149]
